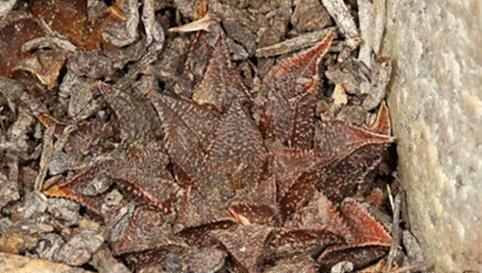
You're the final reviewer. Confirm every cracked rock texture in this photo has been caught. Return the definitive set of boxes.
[0,252,91,273]
[383,1,481,272]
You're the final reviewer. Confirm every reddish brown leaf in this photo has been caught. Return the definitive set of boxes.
[185,246,227,273]
[212,224,273,273]
[277,154,341,219]
[262,84,317,148]
[64,119,118,158]
[262,32,334,91]
[98,83,161,151]
[192,38,250,111]
[151,92,220,151]
[179,219,235,247]
[193,120,251,200]
[123,245,226,273]
[112,207,181,256]
[317,199,391,270]
[272,147,316,199]
[314,120,393,160]
[185,30,217,85]
[318,243,389,271]
[264,257,318,273]
[286,190,351,238]
[311,120,394,201]
[175,187,234,240]
[228,203,277,226]
[122,245,186,272]
[109,147,179,214]
[368,101,391,135]
[340,199,392,245]
[316,144,388,202]
[171,164,203,193]
[279,170,319,219]
[279,193,391,270]
[268,228,343,260]
[44,149,178,215]
[204,100,267,193]
[150,92,220,191]
[260,33,333,148]
[43,158,114,215]
[228,177,279,225]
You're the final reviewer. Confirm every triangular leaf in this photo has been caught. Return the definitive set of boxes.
[192,38,250,111]
[367,101,391,135]
[272,147,316,200]
[212,224,273,273]
[262,33,334,92]
[204,100,267,193]
[112,207,180,255]
[98,83,161,150]
[261,33,333,148]
[151,93,220,190]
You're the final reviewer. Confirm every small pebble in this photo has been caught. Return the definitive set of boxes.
[36,233,65,260]
[20,192,48,219]
[47,198,80,224]
[331,261,354,273]
[54,229,105,266]
[0,172,19,209]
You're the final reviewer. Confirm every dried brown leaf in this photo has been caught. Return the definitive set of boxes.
[0,13,45,77]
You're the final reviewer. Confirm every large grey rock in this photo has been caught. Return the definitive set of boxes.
[382,1,481,272]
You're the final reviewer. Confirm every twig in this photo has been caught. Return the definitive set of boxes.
[372,0,387,54]
[168,14,217,33]
[143,0,165,49]
[357,0,374,67]
[256,27,337,57]
[34,126,54,192]
[21,36,77,53]
[385,193,402,273]
[400,190,411,230]
[322,0,360,48]
[386,184,394,211]
[42,175,63,191]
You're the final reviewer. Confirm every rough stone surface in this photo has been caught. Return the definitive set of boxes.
[0,173,19,209]
[0,252,91,273]
[382,1,482,273]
